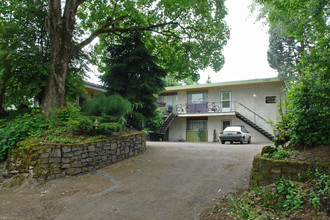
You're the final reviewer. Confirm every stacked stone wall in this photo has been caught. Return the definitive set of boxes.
[249,154,310,188]
[6,132,146,181]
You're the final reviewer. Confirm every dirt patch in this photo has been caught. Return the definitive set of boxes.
[0,172,115,219]
[289,145,330,171]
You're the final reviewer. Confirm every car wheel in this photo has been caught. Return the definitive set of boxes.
[240,141,243,144]
[221,141,225,144]
[248,137,251,144]
[230,141,233,144]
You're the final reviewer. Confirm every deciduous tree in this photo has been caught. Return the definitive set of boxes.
[254,0,330,146]
[0,1,50,112]
[41,0,229,115]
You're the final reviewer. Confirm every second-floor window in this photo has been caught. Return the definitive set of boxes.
[187,90,208,104]
[159,93,177,106]
[187,90,208,113]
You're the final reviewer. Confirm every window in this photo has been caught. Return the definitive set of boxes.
[159,92,178,105]
[187,118,208,131]
[191,93,203,104]
[160,95,177,105]
[222,120,231,130]
[221,91,231,111]
[187,90,208,104]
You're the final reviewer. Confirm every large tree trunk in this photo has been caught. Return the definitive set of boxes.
[40,54,70,115]
[41,0,78,116]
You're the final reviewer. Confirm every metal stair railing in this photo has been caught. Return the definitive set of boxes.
[158,112,176,134]
[233,101,274,139]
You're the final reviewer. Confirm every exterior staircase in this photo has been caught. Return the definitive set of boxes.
[236,112,274,141]
[155,112,176,134]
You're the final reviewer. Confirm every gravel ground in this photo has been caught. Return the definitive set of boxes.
[0,141,267,220]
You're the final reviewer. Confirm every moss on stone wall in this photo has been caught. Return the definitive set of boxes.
[249,151,326,188]
[5,132,146,182]
[8,139,45,173]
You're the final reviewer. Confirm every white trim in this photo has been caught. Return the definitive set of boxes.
[221,91,231,112]
[178,112,236,117]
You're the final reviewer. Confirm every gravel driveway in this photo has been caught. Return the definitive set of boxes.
[0,141,267,220]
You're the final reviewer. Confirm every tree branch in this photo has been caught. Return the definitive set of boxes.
[74,20,178,52]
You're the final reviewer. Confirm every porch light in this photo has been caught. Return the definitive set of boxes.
[94,119,99,129]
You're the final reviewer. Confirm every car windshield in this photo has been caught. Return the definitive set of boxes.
[224,126,241,132]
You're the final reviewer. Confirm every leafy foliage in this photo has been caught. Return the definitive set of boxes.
[259,179,305,215]
[86,0,229,81]
[285,71,329,147]
[262,146,289,160]
[254,0,330,147]
[0,1,91,111]
[308,171,330,210]
[76,116,94,133]
[0,110,47,160]
[0,0,50,110]
[0,102,130,161]
[208,169,330,219]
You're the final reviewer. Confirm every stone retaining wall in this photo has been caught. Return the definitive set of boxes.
[249,153,310,188]
[6,132,146,181]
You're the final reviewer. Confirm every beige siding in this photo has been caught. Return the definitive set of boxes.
[208,83,283,122]
[168,117,186,141]
[177,91,187,104]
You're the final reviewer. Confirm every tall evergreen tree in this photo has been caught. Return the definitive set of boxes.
[101,34,166,129]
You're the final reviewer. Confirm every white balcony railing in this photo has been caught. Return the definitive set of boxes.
[160,101,273,134]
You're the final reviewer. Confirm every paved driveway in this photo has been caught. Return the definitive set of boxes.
[0,142,267,220]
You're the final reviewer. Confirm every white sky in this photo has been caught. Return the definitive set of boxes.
[87,0,278,84]
[198,0,278,84]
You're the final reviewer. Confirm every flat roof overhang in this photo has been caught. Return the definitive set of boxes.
[161,77,284,94]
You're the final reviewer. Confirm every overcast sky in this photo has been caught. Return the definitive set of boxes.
[198,0,278,83]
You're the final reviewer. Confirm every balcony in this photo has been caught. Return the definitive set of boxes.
[159,101,274,137]
[160,102,236,115]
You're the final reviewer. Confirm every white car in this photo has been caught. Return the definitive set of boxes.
[219,125,251,144]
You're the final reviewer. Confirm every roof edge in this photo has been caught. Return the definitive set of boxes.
[162,77,283,93]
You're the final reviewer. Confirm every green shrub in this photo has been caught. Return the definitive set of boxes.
[253,178,305,216]
[83,93,132,118]
[263,146,289,160]
[261,145,276,155]
[285,71,330,147]
[101,113,119,123]
[77,116,94,133]
[48,104,80,128]
[213,129,217,142]
[0,109,47,160]
[98,122,123,135]
[308,170,330,209]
